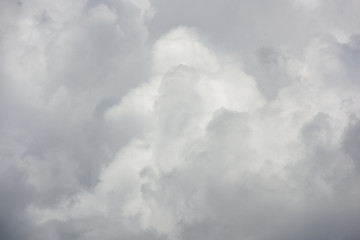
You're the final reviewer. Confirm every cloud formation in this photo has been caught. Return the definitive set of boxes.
[1,0,360,239]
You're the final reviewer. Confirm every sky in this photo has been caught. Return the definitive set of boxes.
[0,0,360,239]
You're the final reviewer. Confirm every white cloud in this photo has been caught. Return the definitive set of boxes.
[1,0,360,240]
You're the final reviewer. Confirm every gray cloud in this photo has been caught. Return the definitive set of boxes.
[1,0,360,239]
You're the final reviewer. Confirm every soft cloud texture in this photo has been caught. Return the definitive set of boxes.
[1,0,360,239]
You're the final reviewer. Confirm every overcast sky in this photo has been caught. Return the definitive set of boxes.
[1,0,360,239]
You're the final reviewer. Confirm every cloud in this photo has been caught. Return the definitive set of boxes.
[1,0,360,240]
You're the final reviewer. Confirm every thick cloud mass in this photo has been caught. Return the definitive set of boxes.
[1,0,360,239]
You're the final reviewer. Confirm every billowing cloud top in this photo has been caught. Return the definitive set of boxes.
[1,0,360,239]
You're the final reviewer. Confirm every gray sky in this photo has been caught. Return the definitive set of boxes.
[1,0,360,239]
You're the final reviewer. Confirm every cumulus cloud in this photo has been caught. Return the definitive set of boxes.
[1,0,360,239]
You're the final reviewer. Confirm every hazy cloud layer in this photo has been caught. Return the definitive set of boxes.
[1,0,360,239]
